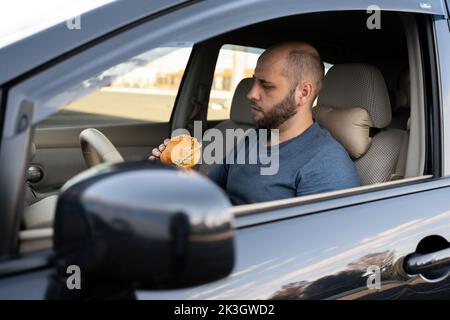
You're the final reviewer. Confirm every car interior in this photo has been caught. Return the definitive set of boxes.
[20,11,428,253]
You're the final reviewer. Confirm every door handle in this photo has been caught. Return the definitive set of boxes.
[403,247,450,278]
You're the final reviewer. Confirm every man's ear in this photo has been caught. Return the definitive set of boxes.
[295,81,314,107]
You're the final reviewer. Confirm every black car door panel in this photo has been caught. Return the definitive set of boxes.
[138,184,450,299]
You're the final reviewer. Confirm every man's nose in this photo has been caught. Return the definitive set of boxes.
[247,82,259,102]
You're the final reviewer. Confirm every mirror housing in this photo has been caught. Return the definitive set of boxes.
[46,161,234,299]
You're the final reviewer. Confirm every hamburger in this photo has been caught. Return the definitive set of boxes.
[160,134,202,169]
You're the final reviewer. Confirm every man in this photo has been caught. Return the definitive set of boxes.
[151,41,361,205]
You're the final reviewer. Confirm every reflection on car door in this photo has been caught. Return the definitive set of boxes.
[139,180,450,300]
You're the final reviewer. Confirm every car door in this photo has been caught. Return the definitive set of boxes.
[1,0,449,300]
[136,177,450,300]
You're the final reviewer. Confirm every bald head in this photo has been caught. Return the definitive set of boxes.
[258,41,324,99]
[263,41,321,58]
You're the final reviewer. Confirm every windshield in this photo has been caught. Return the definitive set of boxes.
[0,0,116,49]
[32,43,194,127]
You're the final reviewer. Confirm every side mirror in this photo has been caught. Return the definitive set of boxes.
[46,161,234,299]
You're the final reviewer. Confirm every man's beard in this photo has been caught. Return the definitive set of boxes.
[252,87,297,129]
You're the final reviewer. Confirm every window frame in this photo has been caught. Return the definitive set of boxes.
[205,44,264,122]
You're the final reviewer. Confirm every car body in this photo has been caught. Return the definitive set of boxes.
[1,0,450,299]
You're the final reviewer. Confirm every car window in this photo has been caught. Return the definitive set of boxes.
[207,45,263,121]
[36,46,193,128]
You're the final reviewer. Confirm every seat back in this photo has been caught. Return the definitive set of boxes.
[199,78,256,174]
[313,63,407,185]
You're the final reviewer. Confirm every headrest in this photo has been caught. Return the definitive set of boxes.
[395,69,410,110]
[314,64,392,159]
[313,105,373,159]
[317,63,391,128]
[230,78,256,126]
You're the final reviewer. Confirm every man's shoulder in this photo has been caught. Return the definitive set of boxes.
[303,126,356,172]
[304,125,349,159]
[299,129,361,192]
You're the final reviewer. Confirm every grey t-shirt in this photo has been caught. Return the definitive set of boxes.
[207,122,361,205]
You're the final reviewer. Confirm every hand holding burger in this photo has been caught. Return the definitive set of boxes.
[149,134,201,169]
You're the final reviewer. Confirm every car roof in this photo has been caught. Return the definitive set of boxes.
[0,0,115,50]
[0,0,189,85]
[0,0,446,86]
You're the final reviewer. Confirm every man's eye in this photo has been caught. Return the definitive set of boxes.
[263,85,274,90]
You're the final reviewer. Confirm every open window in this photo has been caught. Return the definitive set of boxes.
[193,11,429,188]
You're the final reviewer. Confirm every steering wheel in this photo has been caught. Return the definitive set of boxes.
[79,128,124,168]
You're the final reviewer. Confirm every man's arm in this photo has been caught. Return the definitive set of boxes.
[150,138,229,189]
